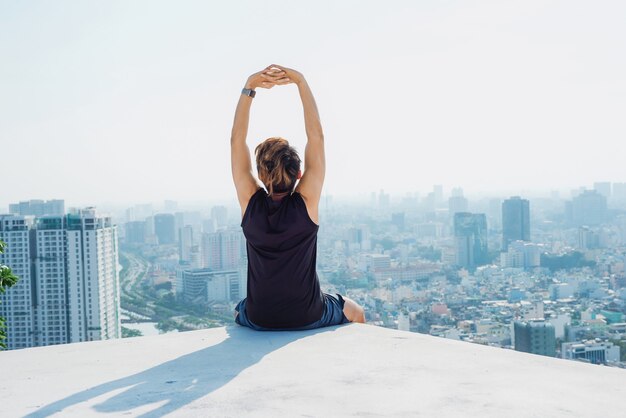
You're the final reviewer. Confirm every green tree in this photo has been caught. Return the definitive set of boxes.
[0,240,20,350]
[121,327,143,338]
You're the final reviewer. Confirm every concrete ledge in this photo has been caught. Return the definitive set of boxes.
[2,323,625,417]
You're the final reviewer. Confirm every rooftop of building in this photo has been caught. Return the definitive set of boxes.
[2,323,625,417]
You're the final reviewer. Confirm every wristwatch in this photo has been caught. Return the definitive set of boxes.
[241,88,256,98]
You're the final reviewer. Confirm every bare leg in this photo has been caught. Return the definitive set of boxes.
[342,296,366,323]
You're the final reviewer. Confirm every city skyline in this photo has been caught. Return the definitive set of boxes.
[3,180,626,213]
[2,1,625,206]
[2,192,626,371]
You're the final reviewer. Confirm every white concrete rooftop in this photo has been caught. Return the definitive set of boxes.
[2,323,625,417]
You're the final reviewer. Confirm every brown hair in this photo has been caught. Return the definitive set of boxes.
[255,137,301,196]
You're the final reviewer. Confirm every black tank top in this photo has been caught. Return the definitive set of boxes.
[241,188,324,328]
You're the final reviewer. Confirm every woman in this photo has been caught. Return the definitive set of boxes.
[230,64,366,330]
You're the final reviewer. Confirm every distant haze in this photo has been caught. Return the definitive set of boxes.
[2,1,625,208]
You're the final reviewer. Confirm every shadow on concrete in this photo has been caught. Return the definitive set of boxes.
[26,325,335,417]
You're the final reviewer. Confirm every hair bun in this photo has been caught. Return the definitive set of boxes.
[254,137,302,196]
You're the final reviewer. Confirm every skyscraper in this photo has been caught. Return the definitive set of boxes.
[179,225,194,264]
[154,213,176,245]
[570,190,607,226]
[201,229,243,270]
[453,212,488,270]
[391,212,405,231]
[448,195,469,218]
[514,319,556,357]
[593,182,612,199]
[613,183,626,201]
[0,208,120,350]
[502,196,530,251]
[9,199,65,216]
[124,221,146,244]
[432,185,443,206]
[0,215,35,349]
[210,206,228,228]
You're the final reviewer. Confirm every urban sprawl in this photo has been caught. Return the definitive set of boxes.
[2,183,626,368]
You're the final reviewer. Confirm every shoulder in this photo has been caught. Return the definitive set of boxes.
[241,188,266,224]
[292,192,319,226]
[290,191,307,207]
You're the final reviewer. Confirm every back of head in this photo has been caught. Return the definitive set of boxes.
[255,137,301,196]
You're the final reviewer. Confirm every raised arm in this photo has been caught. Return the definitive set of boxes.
[270,65,325,221]
[230,67,287,215]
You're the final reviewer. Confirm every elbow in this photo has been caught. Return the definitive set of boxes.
[307,131,324,143]
[230,134,244,146]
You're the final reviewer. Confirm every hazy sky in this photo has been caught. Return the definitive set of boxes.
[1,0,625,208]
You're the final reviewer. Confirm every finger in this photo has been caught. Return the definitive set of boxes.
[261,71,285,78]
[273,77,292,84]
[261,71,285,77]
[261,74,285,82]
[260,81,275,88]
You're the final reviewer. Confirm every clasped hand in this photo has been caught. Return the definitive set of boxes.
[246,64,303,90]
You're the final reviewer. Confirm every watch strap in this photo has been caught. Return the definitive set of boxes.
[241,88,256,98]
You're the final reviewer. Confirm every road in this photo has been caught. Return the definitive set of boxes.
[119,250,231,331]
[120,251,150,301]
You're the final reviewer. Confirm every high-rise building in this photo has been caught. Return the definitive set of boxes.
[378,190,390,209]
[488,198,502,230]
[346,226,371,251]
[202,218,217,234]
[124,207,135,222]
[502,197,530,251]
[0,208,120,350]
[450,187,464,198]
[613,183,626,201]
[514,319,556,357]
[174,212,186,236]
[131,204,153,221]
[453,212,488,270]
[144,216,156,244]
[415,222,443,239]
[391,212,405,231]
[179,225,194,264]
[154,213,176,245]
[593,182,612,199]
[578,226,605,250]
[448,196,469,218]
[432,185,443,206]
[500,241,542,269]
[211,206,228,228]
[9,199,65,216]
[201,229,243,270]
[570,190,607,226]
[201,232,221,270]
[0,215,35,349]
[124,221,146,244]
[618,215,626,245]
